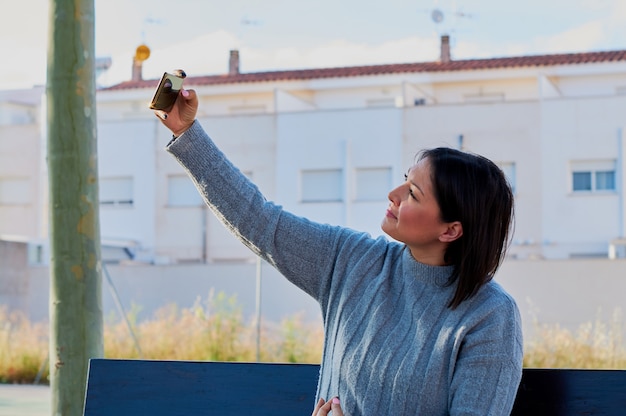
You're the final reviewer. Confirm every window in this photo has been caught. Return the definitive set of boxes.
[100,177,133,206]
[572,172,592,191]
[168,171,252,207]
[571,160,616,193]
[167,175,203,207]
[355,167,391,201]
[596,171,615,191]
[0,177,31,205]
[301,169,343,202]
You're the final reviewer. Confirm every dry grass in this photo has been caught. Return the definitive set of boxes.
[0,306,48,383]
[0,297,624,384]
[104,291,325,363]
[524,308,626,369]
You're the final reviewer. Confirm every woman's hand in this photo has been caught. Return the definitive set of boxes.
[312,397,343,416]
[154,88,198,137]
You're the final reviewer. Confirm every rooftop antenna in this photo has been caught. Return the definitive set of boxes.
[431,8,445,25]
[129,17,163,82]
[421,1,473,60]
[236,14,263,50]
[241,16,262,27]
[141,16,165,44]
[428,4,472,35]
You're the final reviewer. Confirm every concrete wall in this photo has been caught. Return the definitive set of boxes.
[24,261,321,324]
[6,256,626,345]
[0,240,29,312]
[496,259,626,339]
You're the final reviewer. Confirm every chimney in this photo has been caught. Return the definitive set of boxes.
[132,44,151,82]
[131,59,143,82]
[229,50,240,75]
[440,35,451,63]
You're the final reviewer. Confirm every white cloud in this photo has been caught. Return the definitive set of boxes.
[0,48,47,90]
[453,18,618,60]
[303,37,441,67]
[536,21,609,54]
[0,1,48,89]
[98,31,240,85]
[97,33,443,86]
[5,0,626,90]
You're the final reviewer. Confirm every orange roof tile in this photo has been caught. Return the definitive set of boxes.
[102,49,626,91]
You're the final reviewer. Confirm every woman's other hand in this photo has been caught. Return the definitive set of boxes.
[312,397,344,416]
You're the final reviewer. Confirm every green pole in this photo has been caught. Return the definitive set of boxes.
[47,0,103,414]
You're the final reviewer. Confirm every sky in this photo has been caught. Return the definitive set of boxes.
[2,0,626,90]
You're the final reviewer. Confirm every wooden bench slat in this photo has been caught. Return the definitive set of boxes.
[83,359,319,416]
[511,368,626,415]
[83,359,626,415]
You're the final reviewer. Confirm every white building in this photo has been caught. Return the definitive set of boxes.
[32,44,626,262]
[1,41,626,331]
[0,86,47,263]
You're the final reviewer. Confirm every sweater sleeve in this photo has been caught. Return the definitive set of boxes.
[448,289,524,415]
[166,120,354,301]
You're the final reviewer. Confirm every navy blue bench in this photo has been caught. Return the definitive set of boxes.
[83,359,626,415]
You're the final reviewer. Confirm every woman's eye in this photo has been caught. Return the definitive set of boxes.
[409,188,417,200]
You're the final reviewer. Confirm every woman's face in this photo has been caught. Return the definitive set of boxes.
[381,157,452,265]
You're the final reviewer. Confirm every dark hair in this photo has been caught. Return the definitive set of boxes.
[418,147,514,309]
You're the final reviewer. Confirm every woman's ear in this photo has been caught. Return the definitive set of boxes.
[439,221,463,243]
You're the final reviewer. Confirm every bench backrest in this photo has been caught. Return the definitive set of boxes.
[83,359,626,415]
[512,368,626,415]
[83,359,319,415]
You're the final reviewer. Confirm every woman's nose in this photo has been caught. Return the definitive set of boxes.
[388,185,402,205]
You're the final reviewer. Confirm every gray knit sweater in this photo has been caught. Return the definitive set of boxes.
[167,120,524,415]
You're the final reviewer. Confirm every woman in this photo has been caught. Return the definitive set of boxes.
[155,88,523,415]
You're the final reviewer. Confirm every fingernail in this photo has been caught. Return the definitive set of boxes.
[332,398,340,405]
[182,89,189,97]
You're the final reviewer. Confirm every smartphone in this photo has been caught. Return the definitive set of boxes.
[149,69,186,111]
